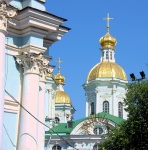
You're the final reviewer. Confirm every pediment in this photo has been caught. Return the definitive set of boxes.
[71,116,116,135]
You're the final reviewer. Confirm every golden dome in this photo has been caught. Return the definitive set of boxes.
[54,73,65,84]
[55,91,71,104]
[87,62,127,81]
[99,33,117,49]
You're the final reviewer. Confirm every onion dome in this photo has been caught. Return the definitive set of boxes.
[54,58,65,84]
[99,33,117,49]
[87,62,127,81]
[55,91,71,104]
[54,73,65,84]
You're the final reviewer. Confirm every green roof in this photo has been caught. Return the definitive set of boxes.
[46,112,124,135]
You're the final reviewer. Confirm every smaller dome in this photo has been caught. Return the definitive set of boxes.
[55,91,71,104]
[54,73,65,84]
[99,33,117,49]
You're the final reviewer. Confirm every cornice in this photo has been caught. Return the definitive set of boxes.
[6,43,47,55]
[7,7,70,46]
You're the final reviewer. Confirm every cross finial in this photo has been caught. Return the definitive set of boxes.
[103,13,113,33]
[56,58,63,73]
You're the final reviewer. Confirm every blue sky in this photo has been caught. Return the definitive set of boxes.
[45,1,148,120]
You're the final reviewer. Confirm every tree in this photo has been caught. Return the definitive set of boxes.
[99,81,148,150]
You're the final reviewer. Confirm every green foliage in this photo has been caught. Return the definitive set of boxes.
[99,81,148,150]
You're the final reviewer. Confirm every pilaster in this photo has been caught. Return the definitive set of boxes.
[85,93,88,117]
[112,86,117,116]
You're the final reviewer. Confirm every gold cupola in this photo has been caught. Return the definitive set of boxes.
[87,14,127,82]
[54,73,65,84]
[99,13,117,49]
[55,91,71,104]
[54,58,65,84]
[87,62,127,81]
[99,33,117,49]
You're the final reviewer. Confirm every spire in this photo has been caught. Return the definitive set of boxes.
[103,13,113,33]
[56,58,63,73]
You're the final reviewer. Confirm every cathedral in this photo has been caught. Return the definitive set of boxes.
[0,0,127,150]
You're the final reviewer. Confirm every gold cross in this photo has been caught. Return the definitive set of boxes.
[56,58,63,73]
[103,13,113,32]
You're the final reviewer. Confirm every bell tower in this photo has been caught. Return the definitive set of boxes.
[83,14,128,119]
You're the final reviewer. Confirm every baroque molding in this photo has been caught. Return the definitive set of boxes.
[0,0,17,33]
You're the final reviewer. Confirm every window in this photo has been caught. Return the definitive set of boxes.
[91,102,95,115]
[106,51,109,59]
[110,51,112,60]
[93,144,98,150]
[103,101,109,113]
[118,102,123,118]
[93,127,103,135]
[52,145,61,150]
[102,52,104,59]
[55,117,60,124]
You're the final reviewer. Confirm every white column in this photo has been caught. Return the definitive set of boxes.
[16,53,50,150]
[0,31,5,150]
[51,90,55,119]
[0,2,16,149]
[48,90,52,118]
[85,94,88,117]
[38,66,53,150]
[113,86,117,116]
[95,90,99,114]
[38,80,46,150]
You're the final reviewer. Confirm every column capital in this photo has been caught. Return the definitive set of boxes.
[40,64,54,82]
[16,53,50,75]
[0,1,17,34]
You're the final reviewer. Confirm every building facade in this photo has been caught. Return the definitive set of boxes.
[1,0,69,150]
[0,1,127,150]
[45,15,128,150]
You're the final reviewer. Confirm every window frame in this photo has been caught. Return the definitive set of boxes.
[90,102,95,115]
[118,102,123,118]
[103,101,109,114]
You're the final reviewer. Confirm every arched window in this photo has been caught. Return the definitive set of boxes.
[103,101,109,113]
[93,144,98,150]
[91,102,94,115]
[52,145,61,150]
[55,117,60,124]
[118,102,123,118]
[93,127,103,135]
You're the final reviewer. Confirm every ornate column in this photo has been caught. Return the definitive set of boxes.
[16,53,49,150]
[38,65,53,150]
[0,1,17,149]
